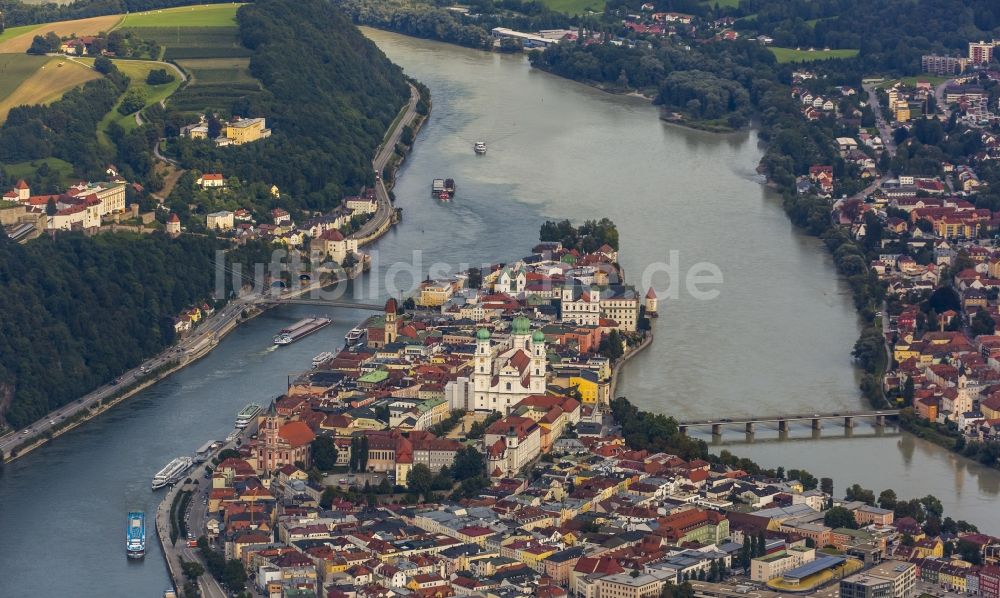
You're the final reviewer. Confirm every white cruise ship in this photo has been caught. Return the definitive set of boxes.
[235,403,262,429]
[312,352,334,368]
[151,457,193,490]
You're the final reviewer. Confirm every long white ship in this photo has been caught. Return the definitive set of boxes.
[273,317,332,345]
[312,352,334,368]
[235,403,262,429]
[151,457,193,490]
[344,325,367,346]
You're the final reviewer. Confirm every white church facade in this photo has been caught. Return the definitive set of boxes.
[446,316,548,414]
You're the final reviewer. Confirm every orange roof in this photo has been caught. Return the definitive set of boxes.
[278,421,316,447]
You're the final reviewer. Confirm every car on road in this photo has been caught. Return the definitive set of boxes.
[112,378,121,385]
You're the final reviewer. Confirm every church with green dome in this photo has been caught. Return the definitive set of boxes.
[452,315,549,413]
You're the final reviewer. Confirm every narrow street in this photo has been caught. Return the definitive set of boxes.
[862,83,897,158]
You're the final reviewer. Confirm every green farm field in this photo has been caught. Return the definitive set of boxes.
[0,55,50,102]
[538,0,605,14]
[0,57,101,122]
[175,58,255,84]
[0,24,41,43]
[769,47,859,63]
[114,3,241,28]
[127,26,250,59]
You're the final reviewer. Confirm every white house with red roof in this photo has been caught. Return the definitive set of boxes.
[311,228,358,265]
[344,188,378,215]
[270,207,291,226]
[197,173,225,188]
[5,179,126,230]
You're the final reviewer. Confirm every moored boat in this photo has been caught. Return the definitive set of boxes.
[345,324,367,346]
[235,403,262,429]
[312,352,335,368]
[151,457,192,490]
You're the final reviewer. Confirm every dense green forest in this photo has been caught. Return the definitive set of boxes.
[166,0,409,212]
[531,39,775,129]
[0,233,224,429]
[335,0,492,49]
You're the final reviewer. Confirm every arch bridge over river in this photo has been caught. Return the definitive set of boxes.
[678,410,901,436]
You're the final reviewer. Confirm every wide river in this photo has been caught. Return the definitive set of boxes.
[1,29,998,597]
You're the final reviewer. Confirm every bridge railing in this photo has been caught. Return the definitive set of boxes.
[677,410,900,427]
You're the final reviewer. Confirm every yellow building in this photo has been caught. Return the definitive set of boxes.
[187,125,209,139]
[893,343,921,364]
[569,371,609,406]
[349,416,385,432]
[418,280,454,306]
[225,117,272,145]
[913,539,944,559]
[934,219,974,239]
[895,104,911,122]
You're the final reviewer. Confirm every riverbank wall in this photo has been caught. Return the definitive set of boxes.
[155,482,185,596]
[609,331,654,399]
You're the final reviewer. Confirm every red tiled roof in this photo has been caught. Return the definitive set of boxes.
[278,421,316,448]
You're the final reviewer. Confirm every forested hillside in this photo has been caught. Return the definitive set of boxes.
[0,70,127,180]
[0,233,226,428]
[169,0,409,211]
[531,39,775,129]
